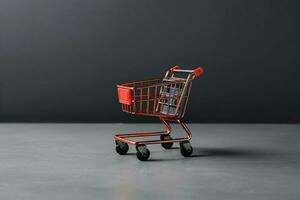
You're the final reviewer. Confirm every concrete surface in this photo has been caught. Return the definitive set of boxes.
[0,123,299,200]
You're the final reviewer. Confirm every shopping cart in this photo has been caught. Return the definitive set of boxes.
[114,65,204,161]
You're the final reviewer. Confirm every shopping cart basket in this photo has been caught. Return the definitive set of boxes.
[114,65,204,161]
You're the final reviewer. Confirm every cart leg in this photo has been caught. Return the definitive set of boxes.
[175,119,192,141]
[160,118,174,149]
[175,119,193,157]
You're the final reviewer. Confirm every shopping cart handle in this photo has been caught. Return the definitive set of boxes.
[169,65,204,78]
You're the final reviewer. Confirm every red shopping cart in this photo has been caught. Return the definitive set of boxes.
[114,65,204,161]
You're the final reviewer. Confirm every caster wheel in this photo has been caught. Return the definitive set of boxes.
[136,145,150,161]
[115,140,129,155]
[180,141,193,157]
[160,135,174,149]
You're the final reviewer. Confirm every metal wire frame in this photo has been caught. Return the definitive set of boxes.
[113,117,192,146]
[115,70,196,147]
[117,77,193,119]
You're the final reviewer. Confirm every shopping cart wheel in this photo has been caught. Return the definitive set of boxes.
[136,145,150,161]
[180,141,193,157]
[115,140,129,155]
[160,135,174,149]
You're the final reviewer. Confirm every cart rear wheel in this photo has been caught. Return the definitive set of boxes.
[160,135,174,149]
[136,145,150,161]
[180,141,193,157]
[115,140,129,155]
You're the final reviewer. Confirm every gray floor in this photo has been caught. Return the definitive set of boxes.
[0,123,299,200]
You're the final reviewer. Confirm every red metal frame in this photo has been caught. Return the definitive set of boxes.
[114,65,203,148]
[114,118,192,145]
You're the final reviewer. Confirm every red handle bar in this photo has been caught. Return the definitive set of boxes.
[169,65,204,77]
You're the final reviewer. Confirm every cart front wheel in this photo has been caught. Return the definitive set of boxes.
[136,145,150,161]
[180,141,193,157]
[160,135,174,149]
[115,140,129,155]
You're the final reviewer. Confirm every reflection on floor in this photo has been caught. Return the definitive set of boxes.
[0,123,299,200]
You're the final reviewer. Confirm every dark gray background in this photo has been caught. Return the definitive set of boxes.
[0,0,299,123]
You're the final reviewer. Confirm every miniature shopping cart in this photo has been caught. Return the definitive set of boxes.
[114,65,204,161]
